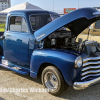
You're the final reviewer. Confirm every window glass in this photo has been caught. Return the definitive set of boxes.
[10,16,22,31]
[15,16,22,25]
[9,16,28,32]
[51,14,60,20]
[21,18,28,32]
[30,16,35,26]
[95,20,100,29]
[30,15,51,31]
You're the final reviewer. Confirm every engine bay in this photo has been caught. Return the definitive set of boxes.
[39,30,82,51]
[38,29,100,56]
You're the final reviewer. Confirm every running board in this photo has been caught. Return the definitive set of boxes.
[0,57,30,75]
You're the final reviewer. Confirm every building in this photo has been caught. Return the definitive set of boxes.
[64,8,76,14]
[0,0,11,11]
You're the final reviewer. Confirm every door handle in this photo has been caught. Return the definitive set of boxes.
[5,34,11,37]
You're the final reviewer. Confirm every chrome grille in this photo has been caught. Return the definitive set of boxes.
[81,57,100,80]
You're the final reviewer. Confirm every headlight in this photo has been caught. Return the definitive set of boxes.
[75,56,82,68]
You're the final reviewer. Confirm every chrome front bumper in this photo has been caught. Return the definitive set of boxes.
[73,56,100,90]
[73,77,100,90]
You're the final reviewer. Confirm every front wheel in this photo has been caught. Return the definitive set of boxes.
[41,66,69,96]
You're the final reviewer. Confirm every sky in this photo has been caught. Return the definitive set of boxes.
[11,0,100,11]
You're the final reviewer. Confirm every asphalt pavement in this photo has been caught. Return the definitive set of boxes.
[0,67,99,100]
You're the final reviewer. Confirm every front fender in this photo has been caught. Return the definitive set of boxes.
[30,49,82,86]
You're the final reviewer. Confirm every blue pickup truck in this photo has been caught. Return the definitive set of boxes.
[0,8,100,96]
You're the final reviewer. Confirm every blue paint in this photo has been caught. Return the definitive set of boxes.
[0,56,30,75]
[30,71,37,78]
[4,32,30,66]
[30,49,86,85]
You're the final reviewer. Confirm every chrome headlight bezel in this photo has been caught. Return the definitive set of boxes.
[75,56,83,68]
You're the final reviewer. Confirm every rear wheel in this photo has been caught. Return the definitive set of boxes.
[41,66,69,96]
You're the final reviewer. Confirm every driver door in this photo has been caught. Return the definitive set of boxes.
[4,15,30,66]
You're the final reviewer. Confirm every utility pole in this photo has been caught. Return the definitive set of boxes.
[78,0,79,9]
[53,0,54,11]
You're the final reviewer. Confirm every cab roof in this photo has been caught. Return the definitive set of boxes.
[9,10,59,16]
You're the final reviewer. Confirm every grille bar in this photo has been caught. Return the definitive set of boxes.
[83,57,100,62]
[82,65,100,72]
[81,56,100,80]
[81,73,100,80]
[83,61,100,67]
[82,69,100,76]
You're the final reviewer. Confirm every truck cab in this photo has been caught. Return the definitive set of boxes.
[1,10,60,66]
[1,8,100,96]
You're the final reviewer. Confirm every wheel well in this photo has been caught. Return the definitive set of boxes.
[37,63,64,80]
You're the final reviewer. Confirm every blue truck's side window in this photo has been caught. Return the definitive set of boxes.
[10,16,22,32]
[9,16,28,33]
[30,16,36,26]
[21,18,28,32]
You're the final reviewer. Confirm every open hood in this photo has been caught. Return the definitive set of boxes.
[34,8,100,41]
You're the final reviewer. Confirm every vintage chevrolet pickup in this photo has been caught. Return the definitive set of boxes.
[0,8,100,96]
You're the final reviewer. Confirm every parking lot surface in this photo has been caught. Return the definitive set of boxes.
[0,67,100,100]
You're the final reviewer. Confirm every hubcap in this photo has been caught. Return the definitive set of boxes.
[44,72,58,91]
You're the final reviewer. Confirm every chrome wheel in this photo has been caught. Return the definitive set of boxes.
[44,72,58,91]
[42,66,69,95]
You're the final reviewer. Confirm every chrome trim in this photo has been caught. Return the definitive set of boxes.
[81,73,100,80]
[80,55,100,86]
[83,56,100,62]
[75,56,82,68]
[82,69,100,76]
[83,61,100,67]
[82,65,100,72]
[85,40,97,45]
[1,59,30,70]
[73,77,100,90]
[44,72,58,91]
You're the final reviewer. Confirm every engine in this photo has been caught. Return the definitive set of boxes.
[38,29,100,57]
[38,30,83,52]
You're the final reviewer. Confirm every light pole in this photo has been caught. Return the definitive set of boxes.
[78,0,79,9]
[53,0,54,11]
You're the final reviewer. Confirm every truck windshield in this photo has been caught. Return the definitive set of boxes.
[30,14,60,31]
[51,14,60,20]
